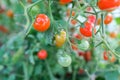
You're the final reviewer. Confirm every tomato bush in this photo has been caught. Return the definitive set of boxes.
[0,0,120,80]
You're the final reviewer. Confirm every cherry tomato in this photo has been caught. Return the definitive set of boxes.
[27,0,32,3]
[0,25,9,33]
[79,21,93,37]
[37,49,47,60]
[58,54,72,67]
[84,51,91,62]
[55,30,66,47]
[71,19,77,25]
[66,9,75,17]
[86,7,92,12]
[78,51,84,56]
[104,14,113,25]
[33,14,50,32]
[110,54,116,63]
[88,15,96,23]
[73,33,82,40]
[79,68,84,74]
[103,51,108,60]
[109,32,117,38]
[97,0,120,11]
[71,44,78,51]
[6,9,14,18]
[78,40,89,51]
[60,0,72,5]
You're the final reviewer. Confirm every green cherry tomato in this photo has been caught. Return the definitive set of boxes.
[78,40,89,51]
[58,54,72,67]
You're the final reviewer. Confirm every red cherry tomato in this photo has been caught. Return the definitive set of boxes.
[37,49,47,60]
[66,9,75,17]
[79,21,93,37]
[33,14,50,32]
[98,0,120,11]
[104,14,113,25]
[71,19,77,25]
[88,15,96,23]
[103,51,108,60]
[84,51,91,62]
[0,25,9,33]
[60,0,72,5]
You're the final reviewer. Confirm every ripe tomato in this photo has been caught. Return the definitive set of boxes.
[66,9,75,17]
[104,14,113,25]
[78,40,89,51]
[60,0,72,5]
[0,25,9,33]
[103,51,108,60]
[58,54,72,67]
[71,44,78,51]
[79,68,84,74]
[78,51,84,56]
[109,32,117,38]
[55,30,66,47]
[79,21,93,37]
[88,15,96,23]
[71,19,77,25]
[33,14,50,32]
[84,51,91,62]
[27,0,32,3]
[6,9,14,18]
[110,54,116,63]
[73,33,82,40]
[37,49,47,60]
[97,0,120,11]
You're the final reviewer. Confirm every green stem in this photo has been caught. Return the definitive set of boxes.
[45,60,55,80]
[102,39,120,58]
[23,62,29,80]
[48,0,54,22]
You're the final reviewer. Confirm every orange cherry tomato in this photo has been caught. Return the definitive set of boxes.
[71,44,78,51]
[33,14,50,32]
[6,9,14,18]
[71,19,77,25]
[66,9,75,17]
[0,25,9,33]
[109,32,117,38]
[97,0,120,11]
[110,54,116,63]
[60,0,72,5]
[104,14,113,25]
[97,18,101,25]
[55,30,66,47]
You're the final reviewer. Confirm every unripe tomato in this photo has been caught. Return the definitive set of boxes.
[60,0,72,5]
[55,30,66,47]
[104,14,113,25]
[79,21,93,37]
[37,49,47,60]
[58,54,72,67]
[84,51,91,62]
[97,0,120,11]
[78,40,89,51]
[6,9,14,18]
[33,14,50,32]
[103,51,108,60]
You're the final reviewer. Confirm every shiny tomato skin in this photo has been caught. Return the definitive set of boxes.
[103,51,108,60]
[80,21,93,37]
[104,14,113,24]
[37,49,47,60]
[33,14,50,32]
[60,0,72,5]
[98,0,120,11]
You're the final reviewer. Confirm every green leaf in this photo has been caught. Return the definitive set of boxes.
[115,17,120,25]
